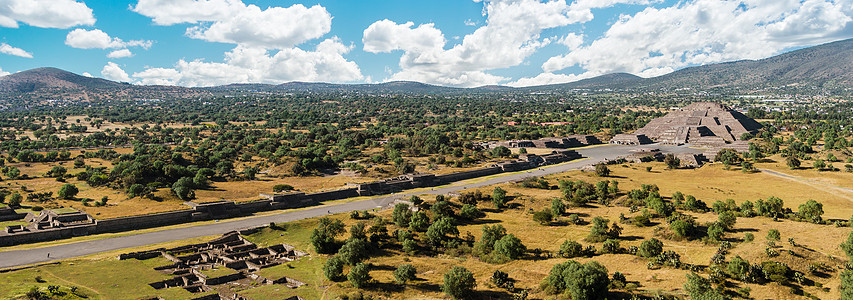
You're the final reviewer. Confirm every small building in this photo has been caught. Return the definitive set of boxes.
[25,208,94,230]
[610,134,653,145]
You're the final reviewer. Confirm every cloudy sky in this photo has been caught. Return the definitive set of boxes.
[0,0,851,87]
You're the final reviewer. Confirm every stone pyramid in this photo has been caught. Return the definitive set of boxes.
[634,102,762,145]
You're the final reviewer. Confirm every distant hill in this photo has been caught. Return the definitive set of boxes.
[0,67,126,93]
[2,38,851,99]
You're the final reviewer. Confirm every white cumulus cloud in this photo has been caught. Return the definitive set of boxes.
[0,0,95,28]
[107,49,133,58]
[0,67,10,77]
[363,0,581,87]
[101,62,131,82]
[65,29,152,50]
[0,43,32,58]
[133,38,363,87]
[539,0,853,82]
[132,0,362,86]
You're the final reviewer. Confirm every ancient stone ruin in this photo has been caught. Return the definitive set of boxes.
[121,231,308,300]
[632,102,762,145]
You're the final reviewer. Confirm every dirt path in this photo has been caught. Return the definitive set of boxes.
[759,168,853,201]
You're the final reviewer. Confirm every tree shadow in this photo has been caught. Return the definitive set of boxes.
[369,281,404,293]
[469,219,502,225]
[733,228,758,233]
[619,235,643,241]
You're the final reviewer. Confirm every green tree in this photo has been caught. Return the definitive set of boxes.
[394,264,417,284]
[348,262,371,288]
[323,255,345,281]
[47,166,66,178]
[492,187,507,209]
[797,199,823,223]
[766,229,781,242]
[586,216,611,242]
[310,217,346,254]
[717,211,737,231]
[664,154,680,169]
[684,273,725,300]
[8,192,22,207]
[841,231,853,260]
[543,260,610,300]
[707,222,725,242]
[338,237,369,265]
[459,204,484,220]
[392,203,412,227]
[786,156,800,169]
[426,217,458,246]
[559,240,584,258]
[841,270,853,300]
[551,198,565,216]
[638,238,663,258]
[533,209,553,225]
[493,234,526,261]
[475,224,506,255]
[442,266,476,299]
[408,211,430,232]
[670,219,694,239]
[57,183,79,199]
[594,164,610,177]
[813,159,826,170]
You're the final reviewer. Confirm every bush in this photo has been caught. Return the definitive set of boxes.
[493,234,526,261]
[272,184,294,192]
[559,240,584,258]
[532,209,553,225]
[8,192,22,207]
[394,264,417,284]
[348,262,371,288]
[442,266,476,299]
[707,222,724,242]
[684,273,724,300]
[408,211,430,232]
[594,164,610,177]
[492,187,507,209]
[638,238,663,258]
[744,233,754,242]
[543,260,610,299]
[601,239,620,254]
[551,198,565,216]
[392,203,412,227]
[798,199,824,223]
[426,217,458,246]
[339,238,369,265]
[761,261,790,283]
[57,183,78,199]
[670,219,694,239]
[459,204,484,220]
[323,256,345,281]
[841,270,853,300]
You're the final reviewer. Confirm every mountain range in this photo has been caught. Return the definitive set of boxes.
[1,38,851,99]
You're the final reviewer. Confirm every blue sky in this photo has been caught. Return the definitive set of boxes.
[1,0,851,87]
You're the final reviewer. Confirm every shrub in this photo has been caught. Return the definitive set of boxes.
[601,239,620,254]
[348,262,371,288]
[533,209,553,225]
[408,211,430,232]
[761,261,790,283]
[594,164,610,177]
[394,264,417,284]
[543,260,610,299]
[442,266,476,299]
[493,234,526,261]
[638,238,663,258]
[798,199,824,223]
[57,183,78,199]
[559,240,584,258]
[492,187,507,209]
[392,203,412,227]
[323,256,345,281]
[670,219,694,239]
[459,204,484,220]
[744,233,754,242]
[339,238,369,265]
[272,184,294,192]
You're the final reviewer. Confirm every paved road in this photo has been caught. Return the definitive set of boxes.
[0,144,699,269]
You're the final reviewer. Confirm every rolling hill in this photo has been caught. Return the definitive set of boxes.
[1,38,851,99]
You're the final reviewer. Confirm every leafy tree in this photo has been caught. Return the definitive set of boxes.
[715,149,743,169]
[431,200,454,218]
[664,154,680,169]
[638,238,663,258]
[3,166,20,179]
[394,264,417,284]
[8,192,22,207]
[459,204,484,220]
[551,198,565,216]
[442,266,476,299]
[559,240,583,258]
[47,166,66,178]
[707,222,725,242]
[57,183,78,199]
[586,216,612,242]
[786,156,800,169]
[766,229,781,242]
[841,270,853,300]
[594,164,610,177]
[761,261,790,283]
[797,199,823,223]
[813,159,827,170]
[670,219,694,239]
[684,273,724,300]
[841,231,853,260]
[475,224,506,255]
[392,203,412,227]
[727,256,750,279]
[543,260,610,300]
[426,217,458,246]
[310,217,346,254]
[323,255,345,281]
[493,234,526,260]
[492,187,507,209]
[348,262,371,288]
[717,211,737,231]
[339,237,369,265]
[408,211,430,232]
[601,239,620,254]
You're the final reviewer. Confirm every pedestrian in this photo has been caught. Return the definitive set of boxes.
[47,252,50,258]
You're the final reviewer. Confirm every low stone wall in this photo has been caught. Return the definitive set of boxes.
[308,188,359,202]
[434,167,502,183]
[94,210,195,233]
